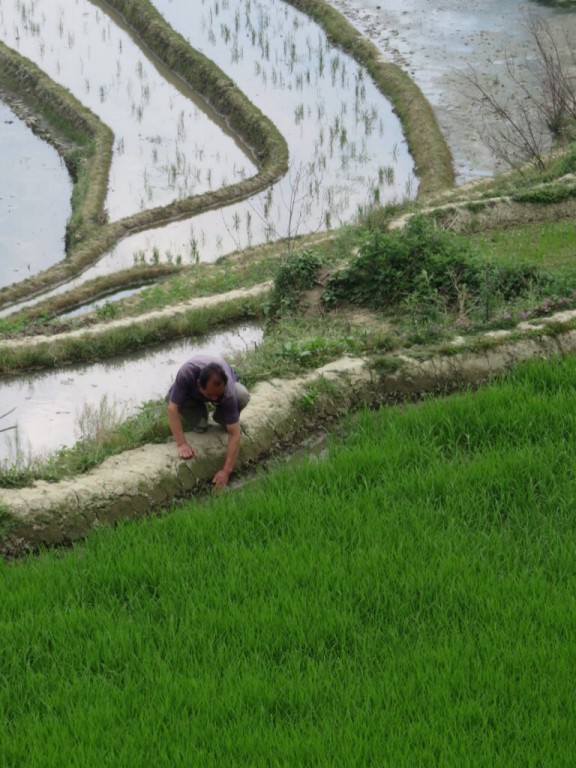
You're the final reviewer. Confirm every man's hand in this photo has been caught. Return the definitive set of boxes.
[178,441,197,460]
[168,402,197,460]
[211,422,241,490]
[212,469,230,489]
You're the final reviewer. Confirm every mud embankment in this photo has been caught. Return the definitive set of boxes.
[2,320,576,556]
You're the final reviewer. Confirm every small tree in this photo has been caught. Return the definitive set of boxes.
[249,161,328,256]
[463,16,576,170]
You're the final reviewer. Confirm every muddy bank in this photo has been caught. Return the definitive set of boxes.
[3,321,576,556]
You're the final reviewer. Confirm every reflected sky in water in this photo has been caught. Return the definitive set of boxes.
[0,323,262,464]
[0,102,71,288]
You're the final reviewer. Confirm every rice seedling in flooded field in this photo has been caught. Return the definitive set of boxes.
[22,3,415,278]
[1,355,575,765]
[62,0,416,276]
[0,0,420,305]
[1,0,254,220]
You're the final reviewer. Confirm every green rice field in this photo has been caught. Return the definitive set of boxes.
[2,355,576,766]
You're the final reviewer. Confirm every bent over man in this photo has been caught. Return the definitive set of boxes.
[166,354,250,488]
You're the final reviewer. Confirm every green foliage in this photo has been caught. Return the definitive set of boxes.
[0,299,264,375]
[323,217,483,310]
[512,184,576,205]
[294,377,342,413]
[323,216,554,319]
[95,300,120,321]
[554,144,576,175]
[278,335,352,368]
[235,315,397,388]
[0,400,170,489]
[266,249,323,321]
[464,201,487,213]
[0,504,14,535]
[372,355,404,374]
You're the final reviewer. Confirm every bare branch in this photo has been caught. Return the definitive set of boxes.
[460,15,575,170]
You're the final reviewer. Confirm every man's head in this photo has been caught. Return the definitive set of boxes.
[198,363,228,402]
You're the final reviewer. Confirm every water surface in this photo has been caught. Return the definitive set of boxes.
[328,0,576,181]
[0,100,71,287]
[0,0,254,221]
[0,323,262,463]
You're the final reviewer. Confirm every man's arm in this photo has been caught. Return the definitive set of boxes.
[212,421,241,488]
[167,401,197,459]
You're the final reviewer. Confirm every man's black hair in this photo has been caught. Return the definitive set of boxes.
[198,362,228,388]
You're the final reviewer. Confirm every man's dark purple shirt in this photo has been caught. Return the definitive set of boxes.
[167,354,239,425]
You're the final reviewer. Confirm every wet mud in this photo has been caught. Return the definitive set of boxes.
[328,0,576,182]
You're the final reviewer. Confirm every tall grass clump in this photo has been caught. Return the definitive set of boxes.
[0,399,169,489]
[1,355,576,765]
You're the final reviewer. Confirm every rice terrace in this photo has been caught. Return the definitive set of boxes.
[1,0,576,764]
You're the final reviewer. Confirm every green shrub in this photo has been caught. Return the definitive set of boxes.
[323,217,482,310]
[266,250,323,321]
[323,216,553,316]
[512,185,576,204]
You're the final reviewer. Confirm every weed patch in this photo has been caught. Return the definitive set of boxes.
[266,250,323,321]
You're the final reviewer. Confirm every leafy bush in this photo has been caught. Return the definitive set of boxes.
[322,217,482,310]
[266,250,323,321]
[491,264,554,301]
[554,144,576,175]
[512,184,576,204]
[322,217,553,315]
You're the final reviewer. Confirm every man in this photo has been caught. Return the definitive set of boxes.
[166,354,250,489]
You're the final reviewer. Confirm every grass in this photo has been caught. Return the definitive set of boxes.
[76,234,342,323]
[323,214,576,338]
[0,234,341,337]
[473,220,576,277]
[235,315,396,385]
[0,297,264,376]
[1,355,576,765]
[437,143,576,203]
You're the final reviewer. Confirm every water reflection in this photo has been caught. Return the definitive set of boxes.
[0,0,254,221]
[0,101,71,288]
[0,323,262,463]
[1,0,416,307]
[328,0,576,181]
[60,286,144,319]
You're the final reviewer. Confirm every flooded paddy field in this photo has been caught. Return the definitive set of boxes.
[105,0,416,262]
[0,0,254,224]
[0,322,263,464]
[2,0,574,460]
[0,0,416,304]
[0,101,71,287]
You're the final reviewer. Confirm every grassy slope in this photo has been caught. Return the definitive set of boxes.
[2,355,576,766]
